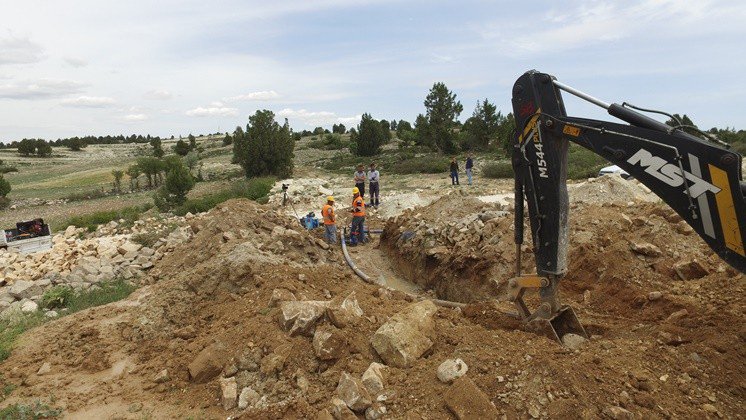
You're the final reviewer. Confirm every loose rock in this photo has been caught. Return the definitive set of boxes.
[370,300,438,368]
[437,358,468,383]
[336,371,372,413]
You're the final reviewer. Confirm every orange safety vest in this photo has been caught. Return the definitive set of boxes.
[352,196,365,217]
[321,204,335,225]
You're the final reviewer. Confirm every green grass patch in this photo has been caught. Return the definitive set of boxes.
[172,177,275,216]
[63,203,153,232]
[1,280,136,363]
[482,161,514,179]
[567,144,608,179]
[0,400,62,419]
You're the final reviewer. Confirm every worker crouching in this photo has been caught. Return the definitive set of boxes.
[350,187,366,246]
[321,196,337,244]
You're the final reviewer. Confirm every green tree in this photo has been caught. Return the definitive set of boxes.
[126,164,141,190]
[223,133,232,146]
[396,120,413,138]
[233,110,294,178]
[498,113,516,155]
[35,140,52,157]
[173,139,190,156]
[350,113,385,157]
[379,119,392,142]
[112,170,124,193]
[161,161,194,207]
[390,120,398,131]
[184,151,199,174]
[0,174,10,197]
[462,99,501,150]
[423,82,463,153]
[67,137,87,151]
[136,157,163,188]
[188,134,196,150]
[150,138,164,158]
[414,114,432,148]
[17,139,36,156]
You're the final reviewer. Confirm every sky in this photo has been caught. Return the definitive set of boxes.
[1,0,745,142]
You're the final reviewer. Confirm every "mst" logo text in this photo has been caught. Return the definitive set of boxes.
[627,149,720,198]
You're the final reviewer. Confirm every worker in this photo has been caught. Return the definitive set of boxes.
[465,153,474,185]
[350,187,366,246]
[449,157,460,185]
[321,196,337,244]
[368,162,380,208]
[354,164,366,199]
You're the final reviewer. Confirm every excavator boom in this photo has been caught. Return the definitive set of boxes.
[508,70,745,342]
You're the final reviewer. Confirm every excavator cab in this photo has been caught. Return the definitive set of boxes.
[509,70,745,344]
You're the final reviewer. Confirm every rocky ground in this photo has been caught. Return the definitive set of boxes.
[0,171,743,419]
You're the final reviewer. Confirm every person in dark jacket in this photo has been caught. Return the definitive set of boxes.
[465,153,474,185]
[449,157,459,185]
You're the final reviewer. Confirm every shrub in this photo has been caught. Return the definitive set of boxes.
[172,177,274,216]
[482,161,514,179]
[41,286,75,310]
[0,174,10,197]
[389,156,450,174]
[567,144,608,179]
[64,204,152,232]
[0,165,18,174]
[155,163,195,209]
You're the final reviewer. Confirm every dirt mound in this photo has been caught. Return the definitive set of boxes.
[569,173,658,205]
[1,198,744,419]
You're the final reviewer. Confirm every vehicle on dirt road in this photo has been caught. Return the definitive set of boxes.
[1,219,53,254]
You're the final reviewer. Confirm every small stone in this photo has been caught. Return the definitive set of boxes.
[602,405,634,419]
[673,259,708,280]
[437,358,468,383]
[238,387,260,409]
[648,291,663,301]
[269,288,297,308]
[562,333,588,350]
[21,300,38,313]
[37,362,51,375]
[666,309,689,323]
[313,325,348,360]
[364,403,387,420]
[630,242,662,257]
[219,377,238,410]
[528,405,541,419]
[154,369,170,383]
[702,403,718,413]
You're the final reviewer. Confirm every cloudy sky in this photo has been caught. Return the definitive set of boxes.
[1,0,745,142]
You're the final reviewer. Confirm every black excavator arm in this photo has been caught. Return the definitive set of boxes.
[508,70,746,343]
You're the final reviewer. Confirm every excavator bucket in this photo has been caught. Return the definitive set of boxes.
[526,305,588,344]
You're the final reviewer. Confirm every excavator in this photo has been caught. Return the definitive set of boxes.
[508,70,746,344]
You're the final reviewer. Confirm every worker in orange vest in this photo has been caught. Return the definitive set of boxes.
[321,196,337,244]
[350,187,366,246]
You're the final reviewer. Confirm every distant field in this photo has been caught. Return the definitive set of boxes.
[0,136,236,229]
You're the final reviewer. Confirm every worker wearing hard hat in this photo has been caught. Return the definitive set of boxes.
[321,196,337,244]
[350,187,366,246]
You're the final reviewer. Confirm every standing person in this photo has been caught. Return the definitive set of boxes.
[449,157,460,186]
[350,187,366,246]
[321,196,337,244]
[367,162,380,208]
[354,164,366,199]
[465,153,474,185]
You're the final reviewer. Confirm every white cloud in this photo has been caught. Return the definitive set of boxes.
[0,34,44,65]
[277,108,361,127]
[186,106,239,117]
[0,78,85,99]
[143,88,173,100]
[62,56,88,68]
[123,114,148,122]
[430,53,457,64]
[60,95,116,108]
[225,90,280,102]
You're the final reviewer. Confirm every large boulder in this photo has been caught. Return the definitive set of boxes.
[444,376,499,419]
[188,342,229,383]
[278,300,329,336]
[326,292,364,328]
[336,372,372,413]
[8,280,43,300]
[313,325,348,360]
[370,300,437,368]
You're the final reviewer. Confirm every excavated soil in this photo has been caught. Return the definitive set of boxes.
[1,198,744,419]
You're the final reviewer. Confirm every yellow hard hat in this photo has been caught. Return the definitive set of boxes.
[352,187,359,194]
[327,196,335,202]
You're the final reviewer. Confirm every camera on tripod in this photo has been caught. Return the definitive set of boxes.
[282,183,289,192]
